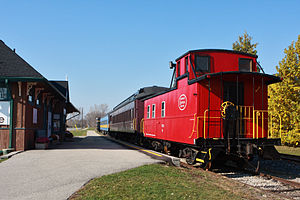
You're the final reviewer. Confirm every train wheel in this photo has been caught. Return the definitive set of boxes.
[152,141,163,152]
[185,148,197,165]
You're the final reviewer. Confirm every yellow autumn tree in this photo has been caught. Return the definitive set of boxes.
[268,35,300,145]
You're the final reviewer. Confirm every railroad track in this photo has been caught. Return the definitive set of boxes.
[181,160,300,200]
[221,169,300,199]
[106,135,300,199]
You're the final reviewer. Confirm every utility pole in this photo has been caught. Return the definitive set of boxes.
[81,107,83,129]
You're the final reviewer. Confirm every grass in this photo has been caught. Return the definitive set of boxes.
[0,158,7,163]
[275,145,300,156]
[71,164,252,200]
[70,127,97,136]
[70,129,88,137]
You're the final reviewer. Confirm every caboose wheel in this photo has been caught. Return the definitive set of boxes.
[185,148,197,165]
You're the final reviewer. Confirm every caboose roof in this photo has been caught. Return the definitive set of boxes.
[175,49,258,61]
[189,71,281,85]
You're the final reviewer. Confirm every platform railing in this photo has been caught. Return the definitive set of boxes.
[199,107,282,140]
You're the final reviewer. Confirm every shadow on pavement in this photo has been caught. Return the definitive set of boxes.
[48,135,129,150]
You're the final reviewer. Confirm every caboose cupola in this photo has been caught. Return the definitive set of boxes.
[174,49,259,81]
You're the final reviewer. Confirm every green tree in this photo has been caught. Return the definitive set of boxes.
[232,31,258,55]
[268,35,300,145]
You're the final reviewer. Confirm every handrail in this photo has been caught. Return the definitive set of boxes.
[203,110,208,139]
[197,117,200,138]
[189,113,197,138]
[140,118,144,133]
[132,118,135,130]
[203,109,222,139]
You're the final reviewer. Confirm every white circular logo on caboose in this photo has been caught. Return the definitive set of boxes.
[178,94,187,111]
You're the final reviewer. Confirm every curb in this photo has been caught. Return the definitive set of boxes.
[0,150,24,160]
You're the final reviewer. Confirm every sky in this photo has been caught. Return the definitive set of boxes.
[1,0,299,113]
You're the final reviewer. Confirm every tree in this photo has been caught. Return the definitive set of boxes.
[268,35,300,145]
[85,104,109,128]
[233,31,258,55]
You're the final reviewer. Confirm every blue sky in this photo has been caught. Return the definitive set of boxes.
[1,0,299,112]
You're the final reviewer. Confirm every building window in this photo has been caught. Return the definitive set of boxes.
[161,101,165,117]
[152,104,155,118]
[195,56,210,72]
[147,105,150,119]
[177,61,181,77]
[0,88,8,100]
[239,58,252,72]
[185,57,188,73]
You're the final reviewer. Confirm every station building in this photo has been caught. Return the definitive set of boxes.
[0,40,79,152]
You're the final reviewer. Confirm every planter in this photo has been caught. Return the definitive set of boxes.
[35,143,48,149]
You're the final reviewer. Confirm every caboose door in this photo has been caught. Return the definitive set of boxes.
[223,82,244,138]
[223,82,244,106]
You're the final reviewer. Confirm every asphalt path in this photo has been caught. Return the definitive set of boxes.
[0,131,160,200]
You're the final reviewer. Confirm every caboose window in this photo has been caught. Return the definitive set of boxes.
[147,105,150,119]
[239,58,252,72]
[161,101,165,117]
[177,62,181,76]
[195,56,210,72]
[152,104,155,118]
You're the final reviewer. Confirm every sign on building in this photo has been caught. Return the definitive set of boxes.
[0,101,10,125]
[33,108,37,124]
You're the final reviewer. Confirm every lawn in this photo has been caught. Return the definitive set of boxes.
[275,145,300,156]
[70,129,88,137]
[70,128,97,137]
[0,158,7,163]
[70,164,268,200]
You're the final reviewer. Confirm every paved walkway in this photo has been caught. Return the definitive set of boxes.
[0,131,159,200]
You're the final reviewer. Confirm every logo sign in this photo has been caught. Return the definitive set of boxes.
[178,94,187,111]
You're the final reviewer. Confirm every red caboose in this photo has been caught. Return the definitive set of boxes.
[143,49,281,165]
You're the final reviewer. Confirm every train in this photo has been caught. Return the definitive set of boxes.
[98,49,282,168]
[97,115,109,134]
